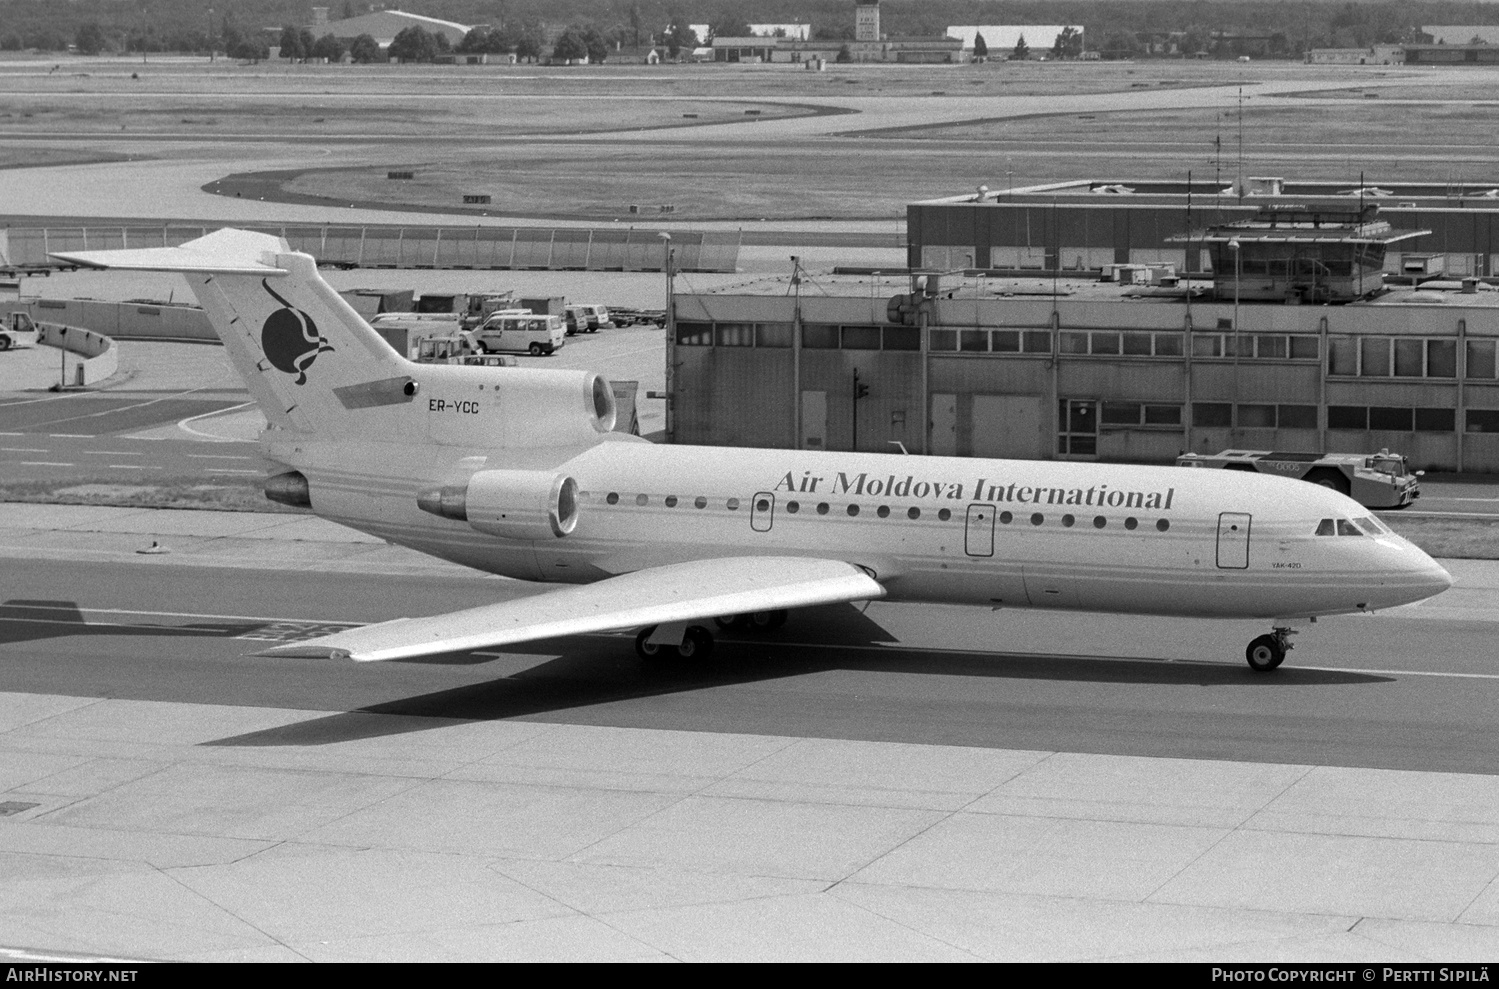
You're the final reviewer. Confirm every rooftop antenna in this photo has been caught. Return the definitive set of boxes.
[1236,85,1244,202]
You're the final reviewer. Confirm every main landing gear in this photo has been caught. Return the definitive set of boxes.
[634,610,789,662]
[1245,626,1298,672]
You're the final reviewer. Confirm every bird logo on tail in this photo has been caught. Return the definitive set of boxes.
[260,280,334,385]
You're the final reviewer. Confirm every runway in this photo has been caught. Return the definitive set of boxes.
[1,505,1498,961]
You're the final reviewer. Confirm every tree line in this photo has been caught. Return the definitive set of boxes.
[5,1,1499,59]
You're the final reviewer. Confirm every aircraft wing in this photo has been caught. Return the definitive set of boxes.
[261,556,884,662]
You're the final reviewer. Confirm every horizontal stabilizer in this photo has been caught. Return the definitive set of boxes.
[50,228,290,275]
[262,556,885,662]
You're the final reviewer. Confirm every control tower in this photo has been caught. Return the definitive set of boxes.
[856,1,881,42]
[1173,203,1430,303]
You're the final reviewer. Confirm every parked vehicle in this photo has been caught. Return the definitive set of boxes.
[565,304,614,333]
[1176,448,1421,509]
[472,312,566,356]
[0,311,37,350]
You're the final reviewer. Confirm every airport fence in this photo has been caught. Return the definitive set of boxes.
[0,224,740,273]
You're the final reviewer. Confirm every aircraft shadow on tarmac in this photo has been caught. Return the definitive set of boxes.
[0,599,310,648]
[204,603,1395,749]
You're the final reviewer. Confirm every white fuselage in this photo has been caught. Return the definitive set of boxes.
[274,436,1452,622]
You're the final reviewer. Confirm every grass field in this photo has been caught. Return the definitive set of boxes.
[7,57,1498,220]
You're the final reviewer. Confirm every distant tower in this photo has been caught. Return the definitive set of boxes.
[855,0,880,42]
[311,7,329,27]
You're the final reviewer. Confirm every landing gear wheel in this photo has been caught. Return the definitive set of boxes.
[676,625,714,660]
[747,609,787,632]
[1245,634,1286,672]
[635,626,669,661]
[528,342,544,356]
[713,614,747,631]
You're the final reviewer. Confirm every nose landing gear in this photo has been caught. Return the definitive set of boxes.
[1246,626,1297,672]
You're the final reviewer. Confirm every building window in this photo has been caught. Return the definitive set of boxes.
[1192,335,1222,358]
[802,324,839,349]
[1122,332,1152,356]
[1468,340,1497,379]
[1328,336,1358,375]
[992,330,1020,352]
[1154,333,1184,356]
[1361,338,1391,376]
[1428,340,1457,378]
[1415,408,1456,432]
[1256,335,1288,359]
[1278,405,1318,430]
[1103,402,1184,428]
[757,323,793,348]
[1238,404,1276,429]
[1144,404,1183,425]
[1091,332,1121,355]
[1060,331,1088,355]
[1468,409,1499,433]
[929,329,956,351]
[1289,336,1320,360]
[1328,406,1368,430]
[959,329,989,352]
[716,322,755,347]
[1369,406,1414,431]
[883,326,920,351]
[1193,403,1232,427]
[676,322,713,346]
[841,326,881,349]
[1393,338,1424,377]
[1023,330,1052,353]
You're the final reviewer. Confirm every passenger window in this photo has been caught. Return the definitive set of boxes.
[847,504,860,517]
[907,507,921,520]
[1156,519,1170,532]
[1315,518,1336,536]
[1124,518,1138,530]
[1093,516,1106,528]
[1030,513,1044,526]
[1337,519,1363,536]
[757,498,771,512]
[727,498,739,510]
[817,503,830,515]
[1061,514,1075,527]
[636,494,648,506]
[665,496,678,507]
[694,496,707,509]
[877,506,890,518]
[607,492,619,505]
[787,501,800,514]
[938,508,951,521]
[1000,511,1013,524]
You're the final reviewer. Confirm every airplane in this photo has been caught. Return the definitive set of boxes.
[53,229,1453,672]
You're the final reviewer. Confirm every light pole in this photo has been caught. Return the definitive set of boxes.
[1229,236,1241,441]
[207,8,215,62]
[659,232,675,444]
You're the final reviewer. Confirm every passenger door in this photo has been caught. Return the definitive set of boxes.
[964,503,996,557]
[1216,513,1252,569]
[751,491,775,532]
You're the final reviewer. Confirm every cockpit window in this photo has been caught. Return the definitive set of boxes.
[1352,516,1389,536]
[1336,519,1364,536]
[1315,518,1336,536]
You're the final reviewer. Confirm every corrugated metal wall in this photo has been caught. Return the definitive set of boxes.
[5,224,739,273]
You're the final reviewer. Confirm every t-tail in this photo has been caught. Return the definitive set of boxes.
[50,229,619,451]
[53,229,408,435]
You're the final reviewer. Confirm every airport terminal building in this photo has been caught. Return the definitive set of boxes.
[669,202,1499,472]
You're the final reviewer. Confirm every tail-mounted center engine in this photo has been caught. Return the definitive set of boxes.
[418,469,578,539]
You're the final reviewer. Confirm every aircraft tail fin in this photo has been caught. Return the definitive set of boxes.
[52,229,408,434]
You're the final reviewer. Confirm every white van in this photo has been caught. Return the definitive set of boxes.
[472,312,566,356]
[565,304,614,332]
